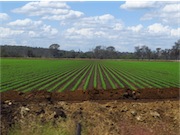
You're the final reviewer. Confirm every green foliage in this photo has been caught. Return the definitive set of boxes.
[102,65,125,88]
[93,64,97,89]
[71,64,92,91]
[100,65,116,89]
[1,58,179,92]
[98,64,106,89]
[57,65,88,92]
[83,64,94,90]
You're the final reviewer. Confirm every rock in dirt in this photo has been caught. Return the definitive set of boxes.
[4,100,12,105]
[123,92,129,99]
[123,89,138,100]
[131,110,137,116]
[150,111,161,118]
[135,115,143,122]
[54,107,66,119]
[20,106,30,118]
[121,106,128,112]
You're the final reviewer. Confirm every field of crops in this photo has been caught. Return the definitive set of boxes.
[0,58,179,92]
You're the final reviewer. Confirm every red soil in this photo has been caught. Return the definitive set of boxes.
[0,88,179,102]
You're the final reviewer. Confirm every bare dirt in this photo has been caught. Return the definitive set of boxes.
[0,88,179,102]
[0,88,180,135]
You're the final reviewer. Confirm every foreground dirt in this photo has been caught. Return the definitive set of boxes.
[0,88,179,135]
[1,88,179,102]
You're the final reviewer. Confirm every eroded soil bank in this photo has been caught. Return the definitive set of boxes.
[1,88,179,102]
[0,88,179,135]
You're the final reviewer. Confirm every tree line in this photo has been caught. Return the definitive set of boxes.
[134,40,180,60]
[0,40,179,60]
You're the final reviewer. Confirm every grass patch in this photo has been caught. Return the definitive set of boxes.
[8,118,76,135]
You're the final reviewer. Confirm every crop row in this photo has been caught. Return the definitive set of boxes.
[1,59,179,92]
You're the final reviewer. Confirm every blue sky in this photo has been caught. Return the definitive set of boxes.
[0,1,179,52]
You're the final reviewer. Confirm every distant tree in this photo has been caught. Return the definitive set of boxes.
[141,45,147,60]
[65,50,76,58]
[49,44,60,58]
[145,46,151,60]
[106,46,115,52]
[0,47,7,57]
[106,46,117,59]
[134,46,141,59]
[27,49,34,57]
[171,39,180,60]
[49,44,60,50]
[85,51,94,59]
[161,49,170,60]
[1,39,179,60]
[134,45,151,60]
[156,48,161,59]
[94,45,102,59]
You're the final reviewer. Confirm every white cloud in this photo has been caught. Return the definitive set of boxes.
[113,23,123,31]
[7,18,58,38]
[1,2,178,52]
[171,28,180,37]
[41,10,84,20]
[94,31,106,37]
[148,23,170,34]
[72,14,120,29]
[62,14,125,51]
[28,31,39,38]
[162,4,179,12]
[141,2,180,25]
[66,27,107,39]
[66,27,93,39]
[13,1,69,14]
[72,28,93,37]
[8,18,42,28]
[147,23,179,37]
[12,1,84,21]
[127,24,143,32]
[0,13,9,20]
[120,1,156,10]
[64,14,123,40]
[63,11,178,52]
[98,14,114,21]
[37,1,69,8]
[41,25,58,36]
[113,23,124,31]
[0,27,24,38]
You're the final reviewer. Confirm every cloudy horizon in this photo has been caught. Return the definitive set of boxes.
[0,1,179,52]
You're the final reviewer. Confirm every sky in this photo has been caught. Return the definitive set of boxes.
[0,1,179,52]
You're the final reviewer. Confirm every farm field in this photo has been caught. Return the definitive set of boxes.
[1,58,180,135]
[0,58,179,93]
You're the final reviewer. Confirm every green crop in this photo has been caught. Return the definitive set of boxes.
[83,64,94,90]
[1,58,179,92]
[98,64,106,89]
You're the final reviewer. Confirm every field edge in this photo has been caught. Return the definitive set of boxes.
[0,87,179,102]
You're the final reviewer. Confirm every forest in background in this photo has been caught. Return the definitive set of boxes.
[0,39,179,60]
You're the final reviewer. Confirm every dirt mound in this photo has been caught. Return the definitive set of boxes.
[0,88,179,135]
[1,99,179,135]
[0,88,179,102]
